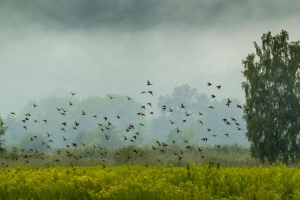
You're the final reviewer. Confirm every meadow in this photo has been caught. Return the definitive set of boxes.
[0,163,300,200]
[1,144,300,199]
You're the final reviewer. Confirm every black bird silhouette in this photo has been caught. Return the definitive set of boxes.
[82,111,86,115]
[185,112,191,117]
[180,103,185,108]
[69,102,73,106]
[33,103,38,107]
[216,85,221,89]
[148,91,153,95]
[207,82,212,86]
[47,132,52,137]
[147,80,152,86]
[211,94,216,98]
[71,92,76,96]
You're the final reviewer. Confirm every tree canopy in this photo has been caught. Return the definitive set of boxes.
[242,30,300,163]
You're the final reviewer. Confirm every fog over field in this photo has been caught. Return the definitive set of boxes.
[1,0,300,147]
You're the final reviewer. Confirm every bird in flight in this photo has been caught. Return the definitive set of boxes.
[33,103,38,107]
[71,92,76,96]
[148,91,153,95]
[147,80,152,86]
[207,82,212,86]
[180,103,185,108]
[47,132,52,137]
[216,85,221,89]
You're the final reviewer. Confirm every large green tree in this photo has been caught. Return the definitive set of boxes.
[242,30,300,164]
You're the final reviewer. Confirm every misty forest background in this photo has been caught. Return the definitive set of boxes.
[1,84,246,152]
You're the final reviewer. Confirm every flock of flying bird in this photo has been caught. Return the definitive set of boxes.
[0,80,246,167]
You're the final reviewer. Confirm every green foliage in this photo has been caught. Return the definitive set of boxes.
[1,164,300,199]
[242,30,300,164]
[0,143,256,168]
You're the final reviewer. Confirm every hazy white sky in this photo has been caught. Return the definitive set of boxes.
[1,0,300,116]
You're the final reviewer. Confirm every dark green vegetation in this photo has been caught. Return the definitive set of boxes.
[242,30,300,164]
[0,144,257,168]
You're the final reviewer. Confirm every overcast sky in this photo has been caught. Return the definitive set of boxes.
[1,0,300,116]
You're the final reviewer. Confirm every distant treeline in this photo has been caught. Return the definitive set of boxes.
[1,85,247,152]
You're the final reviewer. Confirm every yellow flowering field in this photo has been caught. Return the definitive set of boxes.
[0,164,300,200]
